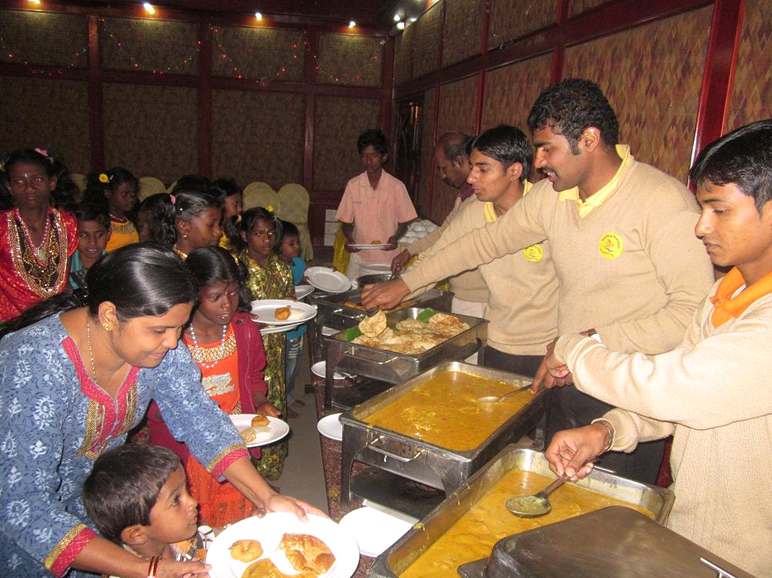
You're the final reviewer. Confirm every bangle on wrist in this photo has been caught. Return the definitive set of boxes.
[147,556,160,578]
[592,419,615,452]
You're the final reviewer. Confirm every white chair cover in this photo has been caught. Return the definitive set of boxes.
[277,183,313,260]
[138,176,166,201]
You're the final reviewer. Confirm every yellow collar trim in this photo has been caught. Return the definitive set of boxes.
[558,144,632,217]
[484,180,532,223]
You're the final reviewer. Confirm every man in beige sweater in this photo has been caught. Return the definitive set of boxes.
[392,132,489,318]
[414,125,558,377]
[541,119,772,577]
[362,79,715,483]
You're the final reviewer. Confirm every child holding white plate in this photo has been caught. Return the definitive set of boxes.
[238,207,296,480]
[147,246,280,527]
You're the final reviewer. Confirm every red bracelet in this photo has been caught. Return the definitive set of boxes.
[147,556,160,578]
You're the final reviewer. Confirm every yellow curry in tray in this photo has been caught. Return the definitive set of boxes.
[362,371,533,451]
[400,470,654,578]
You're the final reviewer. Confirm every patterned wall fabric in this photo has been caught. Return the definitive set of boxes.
[442,0,484,68]
[102,83,198,183]
[481,55,552,135]
[564,6,713,183]
[570,0,612,16]
[413,4,441,79]
[488,0,558,49]
[432,75,479,222]
[0,11,87,68]
[211,90,305,190]
[317,33,384,87]
[99,18,199,75]
[726,0,772,131]
[312,96,381,191]
[417,87,437,218]
[394,25,414,85]
[0,76,91,173]
[211,26,305,83]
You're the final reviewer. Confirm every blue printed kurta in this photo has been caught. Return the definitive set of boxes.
[0,314,248,577]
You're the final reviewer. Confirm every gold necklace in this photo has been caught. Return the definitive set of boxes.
[86,317,102,387]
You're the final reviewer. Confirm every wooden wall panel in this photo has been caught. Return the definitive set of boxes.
[0,76,91,172]
[564,6,713,182]
[442,0,484,68]
[317,33,384,87]
[726,0,772,131]
[102,83,198,183]
[211,90,305,189]
[210,25,305,82]
[417,87,437,218]
[481,54,552,133]
[394,22,414,85]
[312,96,381,191]
[100,17,199,74]
[489,0,558,49]
[0,11,87,68]
[412,4,441,79]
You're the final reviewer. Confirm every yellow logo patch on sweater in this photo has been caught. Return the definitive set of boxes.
[523,244,544,262]
[599,232,624,259]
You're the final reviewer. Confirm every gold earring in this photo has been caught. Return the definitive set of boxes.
[183,233,188,239]
[103,323,110,331]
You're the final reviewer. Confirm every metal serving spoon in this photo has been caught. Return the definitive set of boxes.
[476,387,529,403]
[506,473,568,517]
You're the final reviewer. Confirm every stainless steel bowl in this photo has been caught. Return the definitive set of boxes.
[357,273,394,286]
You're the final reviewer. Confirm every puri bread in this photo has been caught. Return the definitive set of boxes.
[242,558,316,578]
[251,414,270,427]
[275,306,291,320]
[230,539,263,562]
[240,428,257,443]
[358,309,387,337]
[279,533,336,575]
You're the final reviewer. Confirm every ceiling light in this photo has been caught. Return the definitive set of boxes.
[348,20,356,28]
[393,13,401,21]
[396,21,406,30]
[408,17,417,23]
[143,2,155,14]
[27,0,41,4]
[255,12,263,20]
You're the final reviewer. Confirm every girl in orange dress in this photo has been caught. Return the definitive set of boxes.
[147,246,280,527]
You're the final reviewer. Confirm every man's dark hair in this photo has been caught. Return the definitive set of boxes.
[527,78,619,153]
[438,132,473,165]
[470,124,532,181]
[690,119,772,214]
[75,201,111,230]
[82,444,181,542]
[357,129,389,155]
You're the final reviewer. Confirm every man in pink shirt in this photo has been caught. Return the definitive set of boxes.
[336,129,417,279]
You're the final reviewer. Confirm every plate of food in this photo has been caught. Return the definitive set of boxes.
[251,299,317,326]
[206,512,359,578]
[305,267,352,294]
[260,323,303,335]
[295,284,315,300]
[231,414,290,448]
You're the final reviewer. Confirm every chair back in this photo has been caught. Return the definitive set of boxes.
[70,173,87,194]
[243,181,281,214]
[276,183,309,223]
[138,177,166,201]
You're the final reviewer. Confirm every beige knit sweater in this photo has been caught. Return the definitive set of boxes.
[416,196,558,355]
[406,195,489,303]
[402,157,715,354]
[555,281,772,577]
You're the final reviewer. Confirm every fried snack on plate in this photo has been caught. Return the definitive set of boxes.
[240,428,257,443]
[279,533,336,575]
[371,239,381,244]
[242,558,316,578]
[275,306,291,320]
[251,414,269,427]
[230,539,263,562]
[358,309,387,337]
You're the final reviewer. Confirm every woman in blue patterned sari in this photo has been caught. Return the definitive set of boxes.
[0,244,321,578]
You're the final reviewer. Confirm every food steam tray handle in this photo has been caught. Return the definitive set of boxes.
[342,350,398,365]
[368,437,423,462]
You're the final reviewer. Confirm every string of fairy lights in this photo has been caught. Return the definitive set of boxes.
[0,7,384,85]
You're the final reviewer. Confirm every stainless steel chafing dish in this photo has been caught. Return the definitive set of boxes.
[311,288,452,359]
[456,506,754,578]
[340,362,545,513]
[368,447,674,578]
[324,308,488,408]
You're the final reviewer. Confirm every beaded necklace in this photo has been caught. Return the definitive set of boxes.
[15,207,51,262]
[188,324,228,369]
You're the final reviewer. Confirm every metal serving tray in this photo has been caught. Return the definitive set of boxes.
[340,362,545,506]
[457,507,753,578]
[324,308,488,408]
[368,447,674,578]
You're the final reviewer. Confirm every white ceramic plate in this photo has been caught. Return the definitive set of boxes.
[260,322,302,335]
[294,284,314,300]
[317,413,343,441]
[250,299,316,326]
[206,513,359,578]
[230,414,290,447]
[306,267,352,294]
[339,506,415,557]
[311,361,345,380]
[349,243,390,250]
